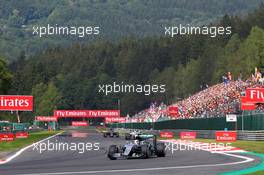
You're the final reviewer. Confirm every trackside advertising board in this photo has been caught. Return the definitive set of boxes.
[0,95,33,111]
[180,132,196,140]
[241,88,264,110]
[72,121,88,127]
[215,131,237,142]
[159,131,174,138]
[105,117,126,123]
[167,106,179,118]
[15,132,29,139]
[245,88,264,103]
[0,133,14,141]
[54,110,120,118]
[35,116,57,122]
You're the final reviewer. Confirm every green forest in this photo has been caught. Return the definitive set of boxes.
[0,4,263,122]
[0,0,263,61]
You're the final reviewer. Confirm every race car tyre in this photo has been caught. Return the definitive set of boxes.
[156,142,166,157]
[141,145,151,159]
[108,145,118,160]
[103,133,107,137]
[115,133,119,137]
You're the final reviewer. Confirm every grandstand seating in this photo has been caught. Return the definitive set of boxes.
[129,80,264,122]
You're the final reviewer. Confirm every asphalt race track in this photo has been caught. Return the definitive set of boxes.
[0,129,261,175]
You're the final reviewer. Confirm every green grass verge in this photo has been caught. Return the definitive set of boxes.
[245,170,264,175]
[0,131,61,152]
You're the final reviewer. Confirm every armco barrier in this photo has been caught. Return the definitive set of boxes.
[238,130,264,141]
[108,113,264,131]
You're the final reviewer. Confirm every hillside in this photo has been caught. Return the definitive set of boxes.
[0,0,264,61]
[4,5,263,122]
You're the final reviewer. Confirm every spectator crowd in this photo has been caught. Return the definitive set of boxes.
[128,69,264,123]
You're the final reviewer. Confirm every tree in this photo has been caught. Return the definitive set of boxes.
[0,58,12,94]
[32,82,62,116]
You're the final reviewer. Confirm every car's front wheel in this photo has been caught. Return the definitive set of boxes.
[108,145,118,160]
[141,145,151,159]
[156,142,166,157]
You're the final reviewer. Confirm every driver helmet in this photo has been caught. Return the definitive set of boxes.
[134,140,139,145]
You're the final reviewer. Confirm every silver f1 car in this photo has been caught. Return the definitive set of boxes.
[107,134,165,160]
[125,130,141,140]
[102,128,119,138]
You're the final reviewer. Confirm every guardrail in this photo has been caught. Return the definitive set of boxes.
[238,130,264,141]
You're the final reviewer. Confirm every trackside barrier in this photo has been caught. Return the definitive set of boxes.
[13,123,30,131]
[113,128,264,141]
[108,113,264,131]
[237,130,264,141]
[0,122,30,132]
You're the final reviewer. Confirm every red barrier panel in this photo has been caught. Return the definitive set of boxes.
[105,117,125,123]
[15,132,29,139]
[180,132,196,140]
[36,116,57,122]
[72,121,88,127]
[160,131,174,138]
[0,133,14,141]
[215,131,237,142]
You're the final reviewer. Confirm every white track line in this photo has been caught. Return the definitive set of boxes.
[0,132,63,165]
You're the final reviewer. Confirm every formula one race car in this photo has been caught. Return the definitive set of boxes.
[102,128,119,138]
[125,130,141,140]
[107,134,165,160]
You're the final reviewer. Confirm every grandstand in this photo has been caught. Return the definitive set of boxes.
[129,78,264,123]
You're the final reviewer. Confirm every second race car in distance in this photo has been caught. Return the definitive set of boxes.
[102,128,119,138]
